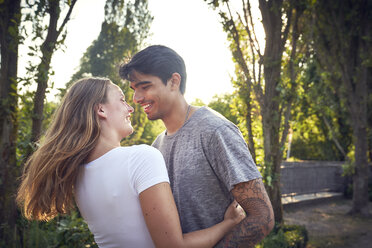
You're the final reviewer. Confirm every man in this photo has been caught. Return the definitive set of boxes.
[119,45,274,247]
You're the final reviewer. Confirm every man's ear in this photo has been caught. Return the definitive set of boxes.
[96,104,107,119]
[169,73,181,91]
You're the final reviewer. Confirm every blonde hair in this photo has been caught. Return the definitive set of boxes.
[17,77,112,221]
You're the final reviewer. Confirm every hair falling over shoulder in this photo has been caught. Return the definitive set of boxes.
[16,77,111,221]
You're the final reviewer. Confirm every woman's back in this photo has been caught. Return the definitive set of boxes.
[75,145,169,248]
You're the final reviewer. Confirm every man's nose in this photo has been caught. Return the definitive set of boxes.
[133,91,144,103]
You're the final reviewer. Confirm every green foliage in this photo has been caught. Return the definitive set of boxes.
[208,93,239,125]
[19,211,97,248]
[17,91,58,165]
[257,224,308,248]
[53,212,97,248]
[289,57,352,161]
[342,159,355,178]
[190,98,206,107]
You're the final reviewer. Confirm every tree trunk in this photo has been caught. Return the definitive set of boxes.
[262,103,283,223]
[259,0,287,224]
[352,124,369,216]
[0,0,21,244]
[30,0,60,145]
[29,0,77,152]
[349,66,369,216]
[344,2,370,215]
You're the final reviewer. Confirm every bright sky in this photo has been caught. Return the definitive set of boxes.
[43,0,236,103]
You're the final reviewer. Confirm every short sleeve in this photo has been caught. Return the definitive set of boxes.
[205,123,262,191]
[129,145,170,194]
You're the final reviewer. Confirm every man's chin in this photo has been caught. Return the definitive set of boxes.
[146,113,159,121]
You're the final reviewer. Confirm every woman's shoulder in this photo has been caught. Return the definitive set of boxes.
[128,144,160,153]
[95,145,161,164]
[125,144,164,162]
[113,144,157,153]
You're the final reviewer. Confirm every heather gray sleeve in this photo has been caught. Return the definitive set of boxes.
[204,123,262,191]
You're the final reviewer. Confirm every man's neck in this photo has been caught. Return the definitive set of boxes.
[162,100,191,135]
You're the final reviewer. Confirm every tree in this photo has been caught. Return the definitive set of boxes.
[290,58,352,161]
[0,0,22,244]
[67,0,157,146]
[25,0,77,157]
[206,0,305,223]
[310,0,372,216]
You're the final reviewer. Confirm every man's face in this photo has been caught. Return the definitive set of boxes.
[129,71,173,120]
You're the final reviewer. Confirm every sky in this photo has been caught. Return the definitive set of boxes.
[38,0,237,103]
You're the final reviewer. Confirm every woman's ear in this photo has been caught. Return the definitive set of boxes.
[96,104,107,119]
[169,73,181,91]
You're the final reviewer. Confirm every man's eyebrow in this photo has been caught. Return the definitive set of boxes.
[130,81,151,90]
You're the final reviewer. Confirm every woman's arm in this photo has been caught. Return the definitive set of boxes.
[139,182,244,248]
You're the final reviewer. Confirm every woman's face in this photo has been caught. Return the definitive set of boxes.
[101,83,134,139]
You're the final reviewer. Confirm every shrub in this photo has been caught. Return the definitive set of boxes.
[257,224,308,248]
[282,225,308,248]
[20,210,97,248]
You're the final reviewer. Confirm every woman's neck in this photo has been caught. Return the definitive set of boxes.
[86,137,120,163]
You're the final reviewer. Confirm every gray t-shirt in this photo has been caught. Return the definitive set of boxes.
[152,106,261,233]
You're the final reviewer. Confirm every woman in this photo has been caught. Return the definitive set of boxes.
[17,77,244,248]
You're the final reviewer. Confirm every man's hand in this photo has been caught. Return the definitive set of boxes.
[216,179,274,248]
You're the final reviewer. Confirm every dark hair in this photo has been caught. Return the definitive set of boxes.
[119,45,187,94]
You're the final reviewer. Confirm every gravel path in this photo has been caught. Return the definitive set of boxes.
[283,198,372,248]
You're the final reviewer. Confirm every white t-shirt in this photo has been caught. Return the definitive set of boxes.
[75,145,169,248]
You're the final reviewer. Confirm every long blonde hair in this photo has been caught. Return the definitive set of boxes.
[17,77,112,221]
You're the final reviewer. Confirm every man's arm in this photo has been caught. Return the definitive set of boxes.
[216,178,274,248]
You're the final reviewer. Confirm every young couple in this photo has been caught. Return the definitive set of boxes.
[17,45,274,247]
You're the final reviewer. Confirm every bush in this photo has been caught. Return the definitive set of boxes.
[282,225,308,248]
[54,211,97,248]
[20,210,97,248]
[257,224,308,248]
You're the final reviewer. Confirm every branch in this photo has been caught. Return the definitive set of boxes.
[245,0,262,57]
[322,115,347,157]
[56,0,78,37]
[236,1,264,105]
[226,2,254,89]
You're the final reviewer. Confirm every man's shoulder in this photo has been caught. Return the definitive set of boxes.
[192,106,232,129]
[152,131,166,148]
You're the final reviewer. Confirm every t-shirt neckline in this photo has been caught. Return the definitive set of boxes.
[165,106,206,137]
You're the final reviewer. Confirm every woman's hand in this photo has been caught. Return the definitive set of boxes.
[224,200,246,225]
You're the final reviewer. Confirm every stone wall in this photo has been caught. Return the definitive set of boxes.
[280,161,346,196]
